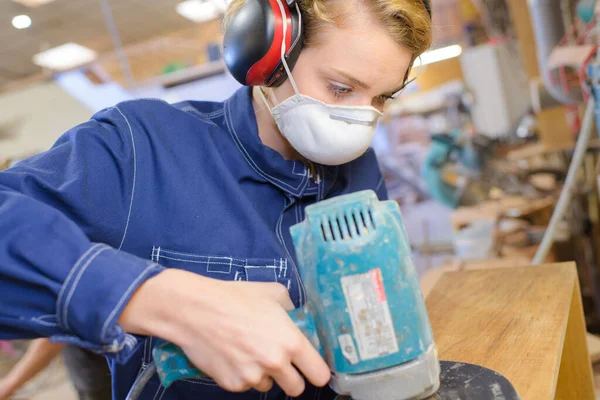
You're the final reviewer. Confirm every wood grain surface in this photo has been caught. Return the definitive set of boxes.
[425,262,594,399]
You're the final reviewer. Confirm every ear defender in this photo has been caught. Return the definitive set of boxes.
[223,0,303,87]
[222,0,431,88]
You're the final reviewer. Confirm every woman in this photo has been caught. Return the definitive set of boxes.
[0,0,432,399]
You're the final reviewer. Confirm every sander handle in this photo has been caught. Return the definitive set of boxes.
[151,306,322,388]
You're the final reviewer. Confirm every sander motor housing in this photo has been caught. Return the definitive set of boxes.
[290,190,440,400]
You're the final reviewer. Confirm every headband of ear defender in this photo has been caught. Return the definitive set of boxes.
[222,0,432,88]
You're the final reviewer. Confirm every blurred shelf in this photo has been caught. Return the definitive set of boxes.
[141,60,227,89]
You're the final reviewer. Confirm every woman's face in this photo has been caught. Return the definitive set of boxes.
[272,11,414,112]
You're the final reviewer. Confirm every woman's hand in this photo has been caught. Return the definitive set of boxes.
[119,269,330,396]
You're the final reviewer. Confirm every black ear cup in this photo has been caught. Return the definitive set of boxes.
[223,0,303,87]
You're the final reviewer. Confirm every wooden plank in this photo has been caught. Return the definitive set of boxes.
[555,279,595,399]
[536,108,575,149]
[505,142,584,161]
[421,267,600,366]
[450,196,555,232]
[420,259,532,298]
[425,263,587,399]
[420,266,448,298]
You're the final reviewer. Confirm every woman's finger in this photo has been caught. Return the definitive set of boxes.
[253,376,274,393]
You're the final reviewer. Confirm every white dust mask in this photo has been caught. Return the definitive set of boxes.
[258,89,382,165]
[257,0,382,166]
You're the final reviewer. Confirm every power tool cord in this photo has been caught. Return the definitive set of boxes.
[125,363,157,400]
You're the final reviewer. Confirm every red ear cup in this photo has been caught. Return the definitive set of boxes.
[223,0,303,87]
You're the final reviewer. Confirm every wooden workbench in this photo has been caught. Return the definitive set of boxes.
[450,195,555,232]
[425,262,594,399]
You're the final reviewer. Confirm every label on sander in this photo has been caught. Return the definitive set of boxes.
[341,268,399,361]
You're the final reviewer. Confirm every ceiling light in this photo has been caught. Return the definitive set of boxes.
[33,43,98,72]
[12,15,32,29]
[176,0,225,23]
[414,45,463,67]
[10,0,56,7]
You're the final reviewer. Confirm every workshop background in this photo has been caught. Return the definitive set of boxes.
[2,0,600,398]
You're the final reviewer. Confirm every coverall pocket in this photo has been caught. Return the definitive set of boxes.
[150,246,291,285]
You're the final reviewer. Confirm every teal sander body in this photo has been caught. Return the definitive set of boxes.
[289,190,439,400]
[127,191,519,400]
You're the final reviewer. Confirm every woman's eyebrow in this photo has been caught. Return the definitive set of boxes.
[329,67,370,89]
[329,67,404,96]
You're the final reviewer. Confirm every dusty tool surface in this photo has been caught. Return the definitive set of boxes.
[333,361,518,400]
[427,361,519,400]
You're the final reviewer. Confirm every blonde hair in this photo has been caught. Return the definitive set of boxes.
[223,0,432,61]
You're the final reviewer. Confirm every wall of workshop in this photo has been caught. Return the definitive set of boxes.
[0,82,92,160]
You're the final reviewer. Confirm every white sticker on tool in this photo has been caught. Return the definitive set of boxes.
[341,268,399,360]
[338,334,360,364]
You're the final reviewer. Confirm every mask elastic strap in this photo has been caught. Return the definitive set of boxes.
[257,87,273,113]
[274,0,301,96]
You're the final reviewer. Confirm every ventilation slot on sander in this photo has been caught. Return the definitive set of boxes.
[320,207,376,242]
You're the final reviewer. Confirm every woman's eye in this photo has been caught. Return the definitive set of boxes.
[328,84,353,98]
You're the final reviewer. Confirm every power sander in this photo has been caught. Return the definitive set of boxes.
[126,190,519,400]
